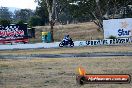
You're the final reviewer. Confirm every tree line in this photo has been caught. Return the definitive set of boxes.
[0,0,132,41]
[0,7,47,26]
[35,0,132,41]
[1,0,132,26]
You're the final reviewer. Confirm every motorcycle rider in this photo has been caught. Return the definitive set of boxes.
[59,34,74,47]
[62,35,70,44]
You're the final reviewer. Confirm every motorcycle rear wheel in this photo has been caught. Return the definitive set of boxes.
[59,43,64,47]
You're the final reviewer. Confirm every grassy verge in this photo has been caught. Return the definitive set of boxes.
[0,57,132,88]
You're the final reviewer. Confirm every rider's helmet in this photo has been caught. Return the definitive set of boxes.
[66,35,69,38]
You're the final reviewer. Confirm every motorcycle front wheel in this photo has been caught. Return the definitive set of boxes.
[70,43,74,47]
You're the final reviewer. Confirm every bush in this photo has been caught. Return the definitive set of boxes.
[0,19,10,25]
[17,20,25,25]
[109,35,117,39]
[29,16,43,26]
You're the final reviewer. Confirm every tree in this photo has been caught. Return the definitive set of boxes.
[17,20,25,25]
[35,0,58,42]
[35,0,74,41]
[35,0,132,37]
[94,0,132,30]
[29,16,43,26]
[14,9,34,23]
[0,7,12,21]
[35,3,49,25]
[0,19,10,25]
[68,0,132,31]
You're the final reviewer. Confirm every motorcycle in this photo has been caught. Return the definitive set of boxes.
[59,38,74,47]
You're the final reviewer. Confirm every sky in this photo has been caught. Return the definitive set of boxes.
[0,0,38,10]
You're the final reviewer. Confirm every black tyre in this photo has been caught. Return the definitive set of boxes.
[70,43,74,47]
[59,43,64,47]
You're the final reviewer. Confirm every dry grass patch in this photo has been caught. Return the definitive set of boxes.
[0,45,132,55]
[0,56,132,88]
[31,22,102,42]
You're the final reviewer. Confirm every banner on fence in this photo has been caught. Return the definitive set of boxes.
[78,38,131,46]
[103,18,132,38]
[0,38,131,50]
[0,24,28,41]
